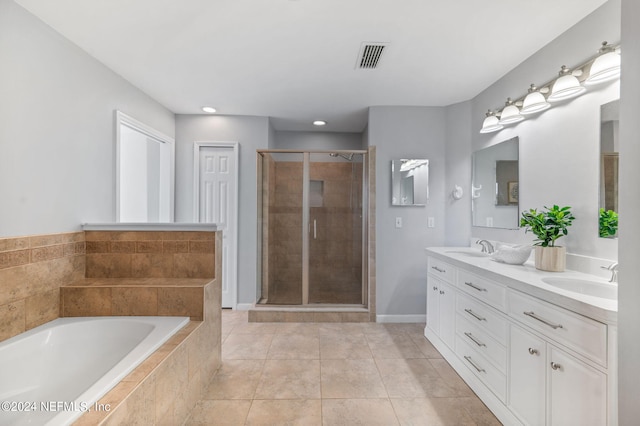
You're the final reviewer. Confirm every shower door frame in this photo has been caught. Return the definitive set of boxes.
[257,149,369,307]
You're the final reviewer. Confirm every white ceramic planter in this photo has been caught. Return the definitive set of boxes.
[534,246,566,272]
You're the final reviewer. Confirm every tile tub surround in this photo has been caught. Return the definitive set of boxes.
[84,230,216,278]
[0,232,85,342]
[73,275,222,424]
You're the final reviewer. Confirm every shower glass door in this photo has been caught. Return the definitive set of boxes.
[308,152,364,304]
[257,150,367,306]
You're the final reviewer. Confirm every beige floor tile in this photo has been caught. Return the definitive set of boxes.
[202,360,264,399]
[322,399,399,426]
[267,334,320,359]
[318,322,366,335]
[428,358,475,397]
[320,333,372,359]
[366,333,425,359]
[245,399,322,426]
[320,359,387,398]
[230,322,280,334]
[255,359,321,399]
[375,358,460,398]
[222,333,274,360]
[390,397,477,426]
[459,396,502,426]
[185,400,251,426]
[411,334,443,359]
[274,322,321,335]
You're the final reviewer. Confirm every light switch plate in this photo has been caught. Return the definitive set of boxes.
[428,217,435,228]
[395,217,402,228]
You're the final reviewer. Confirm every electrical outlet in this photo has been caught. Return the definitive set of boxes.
[395,217,402,228]
[428,217,435,228]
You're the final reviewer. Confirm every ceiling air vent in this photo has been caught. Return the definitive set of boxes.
[356,42,388,69]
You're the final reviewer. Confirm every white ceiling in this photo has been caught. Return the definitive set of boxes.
[15,0,607,132]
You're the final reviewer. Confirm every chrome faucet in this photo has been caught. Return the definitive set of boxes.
[601,262,619,283]
[476,239,495,254]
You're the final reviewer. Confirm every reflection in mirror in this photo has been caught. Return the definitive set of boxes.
[116,111,175,222]
[599,99,619,238]
[391,159,429,206]
[472,137,519,229]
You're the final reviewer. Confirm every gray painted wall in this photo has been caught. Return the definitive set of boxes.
[272,131,364,150]
[0,0,175,238]
[174,114,270,304]
[467,0,620,262]
[618,0,639,421]
[368,106,447,316]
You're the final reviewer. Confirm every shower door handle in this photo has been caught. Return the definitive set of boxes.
[313,219,317,239]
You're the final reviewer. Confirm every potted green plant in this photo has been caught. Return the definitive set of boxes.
[520,205,575,271]
[599,208,618,238]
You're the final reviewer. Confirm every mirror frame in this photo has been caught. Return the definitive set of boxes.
[598,99,619,239]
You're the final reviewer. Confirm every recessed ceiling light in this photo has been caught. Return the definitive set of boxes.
[313,120,327,126]
[202,106,217,113]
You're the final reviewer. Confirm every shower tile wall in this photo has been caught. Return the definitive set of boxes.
[265,159,362,305]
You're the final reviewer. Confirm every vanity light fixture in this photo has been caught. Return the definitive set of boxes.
[547,66,586,102]
[479,41,620,133]
[480,110,503,134]
[585,42,621,85]
[202,106,217,113]
[520,84,551,115]
[313,120,327,126]
[498,98,524,125]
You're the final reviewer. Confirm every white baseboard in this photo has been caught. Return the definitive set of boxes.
[235,303,253,311]
[376,314,426,323]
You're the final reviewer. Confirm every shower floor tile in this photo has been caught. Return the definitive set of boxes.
[184,310,501,426]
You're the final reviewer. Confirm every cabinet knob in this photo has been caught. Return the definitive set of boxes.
[439,290,445,295]
[528,348,539,355]
[433,286,438,291]
[550,362,562,371]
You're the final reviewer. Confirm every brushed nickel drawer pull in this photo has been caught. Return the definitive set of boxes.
[465,281,487,292]
[550,362,562,371]
[464,332,486,347]
[433,286,438,291]
[523,311,564,330]
[528,348,539,355]
[464,355,486,373]
[464,308,486,322]
[431,266,445,273]
[440,290,445,295]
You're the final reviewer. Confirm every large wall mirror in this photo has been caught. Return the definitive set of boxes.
[599,100,619,238]
[472,137,519,229]
[391,159,429,206]
[116,111,175,222]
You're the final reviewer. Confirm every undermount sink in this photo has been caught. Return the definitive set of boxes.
[541,277,617,300]
[445,250,489,258]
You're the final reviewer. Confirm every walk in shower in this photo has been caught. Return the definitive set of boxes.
[257,150,369,306]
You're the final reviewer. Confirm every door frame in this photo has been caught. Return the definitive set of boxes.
[193,141,239,309]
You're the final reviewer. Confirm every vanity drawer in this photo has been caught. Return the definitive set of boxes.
[456,314,507,373]
[457,269,507,311]
[457,292,508,345]
[508,289,607,367]
[427,257,455,283]
[456,335,506,402]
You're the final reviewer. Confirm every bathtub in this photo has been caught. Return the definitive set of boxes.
[0,316,189,426]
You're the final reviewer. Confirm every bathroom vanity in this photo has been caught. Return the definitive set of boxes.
[425,247,617,426]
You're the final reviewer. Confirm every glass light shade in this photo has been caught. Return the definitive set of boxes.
[585,51,621,85]
[480,114,503,133]
[520,91,551,115]
[499,104,524,125]
[548,74,586,102]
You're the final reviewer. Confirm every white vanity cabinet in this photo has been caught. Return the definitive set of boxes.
[426,258,456,349]
[509,323,607,426]
[425,249,616,426]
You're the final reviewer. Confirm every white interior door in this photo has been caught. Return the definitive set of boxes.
[195,143,238,308]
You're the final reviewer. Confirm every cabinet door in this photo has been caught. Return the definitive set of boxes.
[547,345,607,426]
[439,281,456,349]
[509,325,546,426]
[426,278,440,335]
